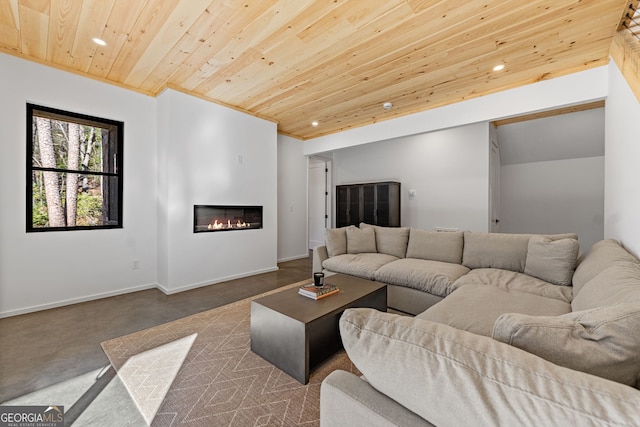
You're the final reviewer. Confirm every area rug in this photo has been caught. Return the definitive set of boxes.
[101,280,360,426]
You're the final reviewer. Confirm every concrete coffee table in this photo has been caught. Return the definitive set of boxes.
[250,274,386,384]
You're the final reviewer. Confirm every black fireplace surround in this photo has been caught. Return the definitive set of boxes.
[194,205,263,233]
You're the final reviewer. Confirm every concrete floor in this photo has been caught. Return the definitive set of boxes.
[0,256,312,403]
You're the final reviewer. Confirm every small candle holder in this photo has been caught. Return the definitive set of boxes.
[313,272,325,288]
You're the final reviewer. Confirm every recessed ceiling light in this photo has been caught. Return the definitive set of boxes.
[92,37,107,46]
[493,64,505,72]
[383,102,393,110]
[311,121,319,127]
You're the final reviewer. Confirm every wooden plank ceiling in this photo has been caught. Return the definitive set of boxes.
[0,0,631,140]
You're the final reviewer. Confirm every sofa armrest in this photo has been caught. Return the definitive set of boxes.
[321,370,432,427]
[340,308,640,427]
[313,245,329,273]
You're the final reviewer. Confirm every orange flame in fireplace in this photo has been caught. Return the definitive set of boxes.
[207,218,251,230]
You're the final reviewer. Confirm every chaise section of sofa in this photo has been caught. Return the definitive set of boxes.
[416,282,572,336]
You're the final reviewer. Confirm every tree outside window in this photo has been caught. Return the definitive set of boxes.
[27,104,123,232]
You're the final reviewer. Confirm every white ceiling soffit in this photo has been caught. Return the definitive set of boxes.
[497,108,605,165]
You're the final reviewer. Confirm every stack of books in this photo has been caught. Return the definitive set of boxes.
[298,283,339,300]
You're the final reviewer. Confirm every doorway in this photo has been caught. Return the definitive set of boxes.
[489,139,501,232]
[308,157,332,250]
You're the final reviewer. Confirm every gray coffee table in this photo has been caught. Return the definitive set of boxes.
[250,274,387,384]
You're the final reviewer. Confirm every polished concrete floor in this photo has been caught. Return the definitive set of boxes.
[0,256,312,403]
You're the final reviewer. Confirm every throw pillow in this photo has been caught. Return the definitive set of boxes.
[325,227,347,257]
[360,223,409,258]
[524,237,579,286]
[346,225,377,254]
[405,229,464,264]
[492,303,640,388]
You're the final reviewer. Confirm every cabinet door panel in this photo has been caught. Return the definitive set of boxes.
[362,184,375,225]
[336,186,349,227]
[348,186,360,226]
[376,184,390,226]
[388,183,401,226]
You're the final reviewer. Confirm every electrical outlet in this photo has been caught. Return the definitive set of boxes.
[132,259,140,270]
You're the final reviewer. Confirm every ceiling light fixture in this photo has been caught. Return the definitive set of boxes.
[311,121,319,127]
[493,64,505,72]
[92,37,107,46]
[383,102,393,110]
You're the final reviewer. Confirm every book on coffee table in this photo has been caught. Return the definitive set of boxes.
[298,284,339,300]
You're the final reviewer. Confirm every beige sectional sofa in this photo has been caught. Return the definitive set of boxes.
[314,225,640,426]
[313,224,578,316]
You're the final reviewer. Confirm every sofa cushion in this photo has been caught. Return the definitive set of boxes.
[405,229,464,264]
[346,225,377,254]
[340,308,640,426]
[572,239,640,297]
[360,223,410,258]
[322,253,397,280]
[571,263,640,312]
[493,303,640,388]
[417,284,570,337]
[374,258,470,297]
[326,227,347,257]
[452,268,573,303]
[462,232,531,272]
[524,237,579,286]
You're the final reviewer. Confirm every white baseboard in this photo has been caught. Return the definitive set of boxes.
[0,282,158,319]
[277,253,309,263]
[0,266,289,318]
[156,266,280,295]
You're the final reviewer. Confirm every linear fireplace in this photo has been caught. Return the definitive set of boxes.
[194,205,263,233]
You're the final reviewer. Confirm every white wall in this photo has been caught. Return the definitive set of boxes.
[500,157,605,251]
[333,122,491,232]
[277,134,309,261]
[0,54,158,316]
[497,108,604,165]
[157,85,170,288]
[605,60,640,258]
[157,90,278,292]
[304,66,608,155]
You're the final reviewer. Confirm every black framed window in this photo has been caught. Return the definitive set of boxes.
[27,104,123,232]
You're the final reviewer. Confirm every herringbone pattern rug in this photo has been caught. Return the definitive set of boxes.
[101,280,359,426]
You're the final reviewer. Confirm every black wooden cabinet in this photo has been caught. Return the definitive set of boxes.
[336,181,400,227]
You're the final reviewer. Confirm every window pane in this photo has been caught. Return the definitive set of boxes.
[31,171,109,228]
[102,175,121,225]
[31,117,109,173]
